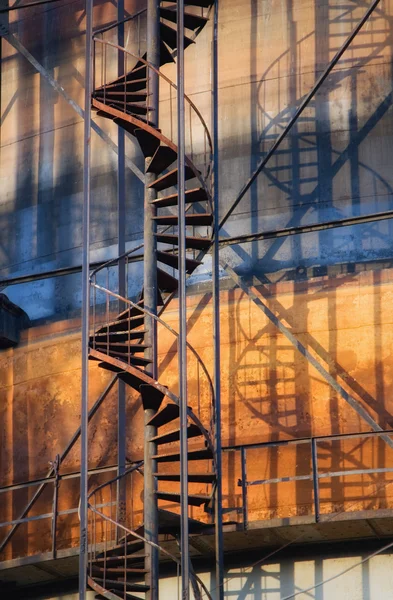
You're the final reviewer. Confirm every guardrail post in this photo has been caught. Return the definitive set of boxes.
[311,438,320,523]
[51,454,60,560]
[240,447,248,530]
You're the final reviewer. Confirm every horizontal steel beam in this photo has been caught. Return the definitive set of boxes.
[219,209,393,247]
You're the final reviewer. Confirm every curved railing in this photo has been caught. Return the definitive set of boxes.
[90,277,215,445]
[92,37,213,203]
[87,462,214,600]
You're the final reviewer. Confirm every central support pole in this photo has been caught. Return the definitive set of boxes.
[144,0,160,598]
[177,1,190,598]
[116,0,127,532]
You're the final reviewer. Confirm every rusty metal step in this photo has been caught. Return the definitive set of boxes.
[151,187,208,208]
[154,213,212,226]
[148,166,196,191]
[157,250,202,273]
[156,491,210,506]
[151,423,202,445]
[135,128,161,158]
[146,403,180,427]
[157,267,178,292]
[140,384,166,411]
[160,21,195,50]
[155,472,216,483]
[155,232,211,250]
[154,447,213,462]
[160,6,208,30]
[147,145,177,174]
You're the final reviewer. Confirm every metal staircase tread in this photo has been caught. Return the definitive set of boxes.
[156,490,211,506]
[160,21,195,50]
[157,267,179,292]
[151,187,208,208]
[95,64,147,91]
[148,166,196,191]
[157,507,214,534]
[116,300,144,321]
[160,6,208,30]
[95,77,149,94]
[140,384,166,411]
[94,578,149,593]
[157,250,202,273]
[160,39,176,66]
[90,349,155,390]
[92,566,148,575]
[155,232,211,250]
[150,423,202,445]
[93,343,149,352]
[96,541,144,559]
[135,128,161,158]
[153,213,213,226]
[93,554,146,566]
[146,145,177,174]
[154,447,213,462]
[146,403,180,427]
[161,0,213,7]
[103,350,152,366]
[92,330,147,342]
[95,315,144,334]
[154,472,216,483]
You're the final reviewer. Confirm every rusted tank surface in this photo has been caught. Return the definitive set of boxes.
[1,0,393,566]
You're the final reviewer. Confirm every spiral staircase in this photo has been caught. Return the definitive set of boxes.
[86,1,216,598]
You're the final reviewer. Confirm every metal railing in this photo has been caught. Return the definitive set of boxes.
[92,36,213,201]
[87,463,214,600]
[229,429,393,529]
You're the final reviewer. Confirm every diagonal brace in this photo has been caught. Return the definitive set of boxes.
[221,261,393,450]
[0,28,145,182]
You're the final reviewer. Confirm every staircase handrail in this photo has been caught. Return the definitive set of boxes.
[90,280,215,442]
[87,505,214,600]
[92,37,213,164]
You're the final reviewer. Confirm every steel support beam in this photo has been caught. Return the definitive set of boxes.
[219,209,393,247]
[144,0,160,597]
[0,29,144,183]
[222,262,393,450]
[212,0,224,598]
[218,0,381,231]
[177,0,190,598]
[79,1,93,595]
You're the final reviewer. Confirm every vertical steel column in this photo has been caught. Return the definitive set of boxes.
[117,0,127,531]
[51,454,60,560]
[144,0,160,598]
[177,1,189,598]
[79,0,93,597]
[212,1,224,597]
